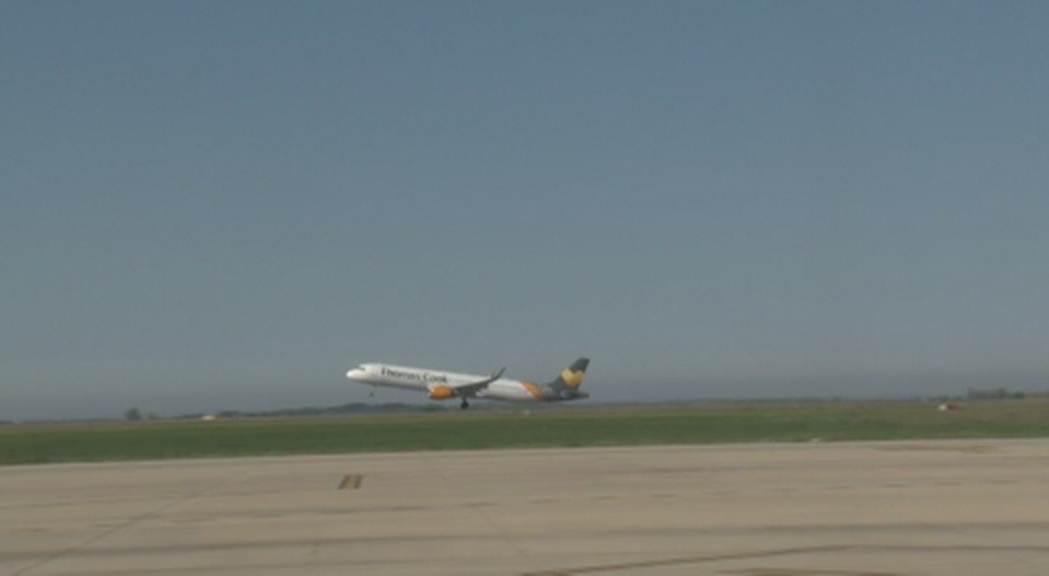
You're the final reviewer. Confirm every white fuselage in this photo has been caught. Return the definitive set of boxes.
[346,363,542,402]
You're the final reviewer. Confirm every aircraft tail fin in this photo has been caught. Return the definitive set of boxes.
[548,357,589,391]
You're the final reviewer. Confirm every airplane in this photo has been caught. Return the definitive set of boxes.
[346,357,590,409]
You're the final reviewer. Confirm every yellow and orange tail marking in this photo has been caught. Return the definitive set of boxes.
[561,369,585,388]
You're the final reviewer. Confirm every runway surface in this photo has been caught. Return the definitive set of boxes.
[3,439,1049,575]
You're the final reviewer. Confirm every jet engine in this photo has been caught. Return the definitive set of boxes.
[428,386,457,400]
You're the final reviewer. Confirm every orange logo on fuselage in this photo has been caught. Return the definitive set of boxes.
[520,381,544,400]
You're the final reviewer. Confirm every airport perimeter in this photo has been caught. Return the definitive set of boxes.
[3,440,1049,575]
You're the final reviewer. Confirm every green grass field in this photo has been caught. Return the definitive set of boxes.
[3,400,1049,465]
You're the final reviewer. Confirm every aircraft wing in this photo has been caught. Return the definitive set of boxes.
[450,367,505,397]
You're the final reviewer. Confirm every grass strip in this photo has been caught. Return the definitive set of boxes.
[3,400,1049,465]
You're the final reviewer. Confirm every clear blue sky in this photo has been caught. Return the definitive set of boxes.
[3,2,1048,420]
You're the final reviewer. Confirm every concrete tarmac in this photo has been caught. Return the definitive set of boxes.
[3,440,1049,575]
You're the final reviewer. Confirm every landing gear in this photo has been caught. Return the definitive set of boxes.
[460,399,470,410]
